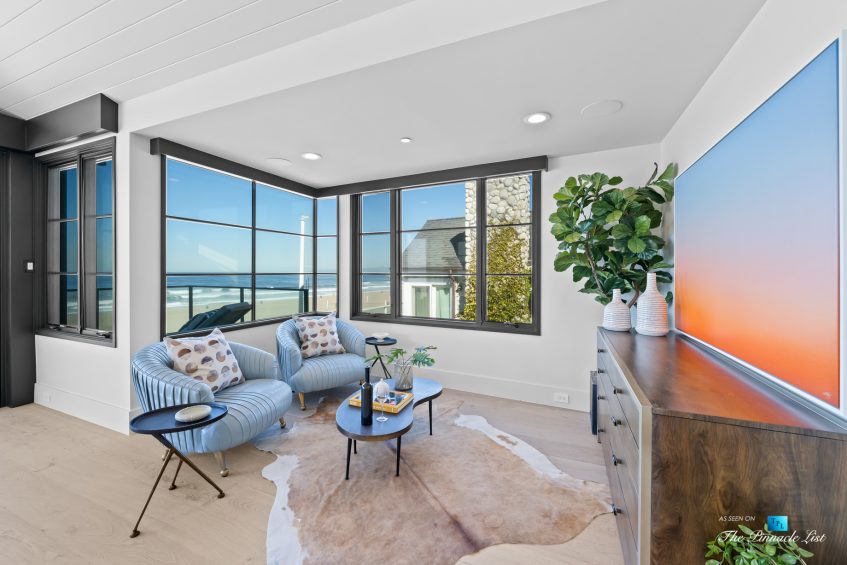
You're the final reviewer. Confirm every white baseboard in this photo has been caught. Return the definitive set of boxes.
[412,366,589,412]
[34,383,130,435]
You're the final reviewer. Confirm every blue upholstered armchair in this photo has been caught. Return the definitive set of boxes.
[276,318,366,410]
[131,341,292,476]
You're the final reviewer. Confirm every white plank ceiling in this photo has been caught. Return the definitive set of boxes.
[0,0,409,119]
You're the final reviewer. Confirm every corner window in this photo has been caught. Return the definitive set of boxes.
[42,140,115,343]
[163,157,338,336]
[351,172,540,334]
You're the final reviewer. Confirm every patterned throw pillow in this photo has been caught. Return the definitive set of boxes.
[293,313,346,359]
[163,328,244,393]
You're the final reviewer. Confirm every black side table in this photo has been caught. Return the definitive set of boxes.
[128,402,228,538]
[365,336,397,377]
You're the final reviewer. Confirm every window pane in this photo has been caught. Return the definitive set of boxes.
[256,231,313,273]
[166,159,252,226]
[316,237,337,273]
[166,219,252,274]
[95,275,113,331]
[95,218,112,272]
[486,225,531,274]
[47,221,78,273]
[255,274,312,320]
[401,182,476,230]
[361,274,391,314]
[165,275,252,334]
[401,228,472,274]
[95,160,112,215]
[317,197,337,235]
[361,192,390,233]
[317,274,337,312]
[48,274,78,327]
[48,167,78,220]
[487,275,532,324]
[400,275,474,320]
[256,184,314,234]
[486,174,532,226]
[361,233,390,273]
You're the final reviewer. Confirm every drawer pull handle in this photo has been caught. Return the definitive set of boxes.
[597,394,606,400]
[597,368,606,374]
[612,387,624,395]
[597,348,606,353]
[610,416,622,426]
[611,504,622,516]
[597,427,605,434]
[611,454,622,466]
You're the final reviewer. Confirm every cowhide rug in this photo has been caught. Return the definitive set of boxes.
[253,398,610,565]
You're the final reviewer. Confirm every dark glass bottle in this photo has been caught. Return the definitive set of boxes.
[361,367,373,426]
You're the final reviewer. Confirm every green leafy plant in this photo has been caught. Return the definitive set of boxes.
[549,163,676,306]
[366,346,437,368]
[705,524,814,564]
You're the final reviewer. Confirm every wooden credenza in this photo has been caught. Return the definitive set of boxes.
[594,328,847,564]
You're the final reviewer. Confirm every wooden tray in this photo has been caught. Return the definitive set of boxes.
[349,390,413,414]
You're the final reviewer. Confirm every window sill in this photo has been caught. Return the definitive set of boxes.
[350,314,540,336]
[163,311,336,339]
[37,328,116,348]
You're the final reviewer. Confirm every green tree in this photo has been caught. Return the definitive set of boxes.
[461,226,532,324]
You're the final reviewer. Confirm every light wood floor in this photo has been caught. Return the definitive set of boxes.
[0,387,621,564]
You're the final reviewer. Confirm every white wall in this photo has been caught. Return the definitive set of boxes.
[662,0,847,171]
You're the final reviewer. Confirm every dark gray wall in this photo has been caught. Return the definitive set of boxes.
[0,150,36,406]
[0,113,26,151]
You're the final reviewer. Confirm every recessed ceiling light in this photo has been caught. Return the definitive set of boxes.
[266,157,292,167]
[523,112,551,125]
[400,137,413,144]
[580,100,623,118]
[301,152,322,161]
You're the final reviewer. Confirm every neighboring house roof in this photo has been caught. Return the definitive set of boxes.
[402,218,468,273]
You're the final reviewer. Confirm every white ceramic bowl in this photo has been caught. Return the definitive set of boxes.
[371,332,390,341]
[175,404,212,423]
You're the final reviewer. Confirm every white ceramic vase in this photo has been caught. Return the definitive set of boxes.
[602,289,631,331]
[635,272,669,336]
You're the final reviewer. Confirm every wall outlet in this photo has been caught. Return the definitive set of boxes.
[553,392,569,404]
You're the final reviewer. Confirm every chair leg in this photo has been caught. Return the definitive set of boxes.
[279,417,286,429]
[213,451,229,477]
[298,392,306,410]
[162,448,169,461]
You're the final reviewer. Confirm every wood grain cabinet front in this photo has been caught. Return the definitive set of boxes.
[594,328,847,564]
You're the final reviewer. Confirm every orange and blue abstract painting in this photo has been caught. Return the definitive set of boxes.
[676,42,840,407]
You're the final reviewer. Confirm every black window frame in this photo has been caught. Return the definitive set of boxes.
[160,156,339,338]
[35,137,116,346]
[350,170,541,335]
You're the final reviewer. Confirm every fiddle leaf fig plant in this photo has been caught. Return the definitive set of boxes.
[549,163,676,306]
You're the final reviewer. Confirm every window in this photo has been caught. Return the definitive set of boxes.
[163,157,337,335]
[41,139,115,343]
[351,172,540,334]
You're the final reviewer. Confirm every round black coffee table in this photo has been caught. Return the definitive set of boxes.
[335,377,443,480]
[365,336,397,377]
[128,402,228,538]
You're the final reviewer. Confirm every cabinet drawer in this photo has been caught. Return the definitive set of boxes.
[597,369,640,494]
[598,390,638,565]
[598,341,641,448]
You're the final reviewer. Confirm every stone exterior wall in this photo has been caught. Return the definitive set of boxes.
[461,175,532,319]
[464,175,532,266]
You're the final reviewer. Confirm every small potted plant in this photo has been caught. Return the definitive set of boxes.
[367,346,436,391]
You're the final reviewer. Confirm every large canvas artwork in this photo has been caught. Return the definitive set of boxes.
[675,42,840,407]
